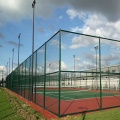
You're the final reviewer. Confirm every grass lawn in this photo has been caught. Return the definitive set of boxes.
[0,88,24,120]
[61,108,120,120]
[0,87,46,120]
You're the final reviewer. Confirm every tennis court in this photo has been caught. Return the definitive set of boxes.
[32,84,120,116]
[34,85,119,100]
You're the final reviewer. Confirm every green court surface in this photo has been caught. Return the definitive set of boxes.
[35,90,119,100]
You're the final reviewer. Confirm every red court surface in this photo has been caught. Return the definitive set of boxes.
[35,93,120,116]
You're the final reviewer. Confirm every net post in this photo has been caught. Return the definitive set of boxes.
[58,29,61,117]
[99,37,102,110]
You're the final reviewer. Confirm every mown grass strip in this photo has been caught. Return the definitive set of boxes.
[0,88,24,120]
[59,108,120,120]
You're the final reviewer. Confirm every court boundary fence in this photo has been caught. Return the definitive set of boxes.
[6,29,120,117]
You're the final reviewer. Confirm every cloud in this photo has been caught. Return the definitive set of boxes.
[0,0,120,26]
[70,12,120,40]
[0,66,7,80]
[7,41,24,47]
[71,26,82,33]
[37,49,45,53]
[46,61,67,73]
[0,44,2,48]
[38,27,44,33]
[51,40,59,46]
[82,14,116,37]
[0,66,5,71]
[69,12,120,50]
[0,32,5,40]
[84,53,96,63]
[84,52,120,68]
[67,0,120,22]
[75,57,80,62]
[101,53,120,66]
[49,24,55,31]
[51,39,66,49]
[59,15,63,20]
[77,61,95,71]
[66,9,87,20]
[7,41,18,46]
[69,35,98,49]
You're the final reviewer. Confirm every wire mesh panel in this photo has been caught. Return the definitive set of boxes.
[22,62,26,97]
[33,52,37,103]
[45,33,59,115]
[60,30,101,116]
[21,63,24,96]
[13,70,16,93]
[19,64,22,95]
[35,45,45,107]
[24,57,31,100]
[101,38,120,109]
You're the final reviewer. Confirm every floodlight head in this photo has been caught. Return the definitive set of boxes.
[18,33,21,39]
[94,46,98,50]
[73,55,75,58]
[32,0,36,8]
[12,48,14,52]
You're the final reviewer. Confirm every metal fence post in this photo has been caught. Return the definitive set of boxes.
[58,30,61,117]
[99,37,102,110]
[44,43,46,109]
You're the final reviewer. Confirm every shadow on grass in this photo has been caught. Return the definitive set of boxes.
[0,100,8,103]
[0,107,12,113]
[82,111,87,120]
[1,112,15,120]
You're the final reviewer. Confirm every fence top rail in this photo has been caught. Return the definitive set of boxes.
[60,29,120,42]
[61,70,120,74]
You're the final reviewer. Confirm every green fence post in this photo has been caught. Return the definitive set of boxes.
[118,66,120,92]
[34,52,37,103]
[44,43,46,109]
[24,61,26,98]
[99,37,102,110]
[58,29,61,117]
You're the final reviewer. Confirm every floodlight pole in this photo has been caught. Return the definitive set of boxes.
[95,46,98,89]
[6,62,8,76]
[9,57,10,74]
[18,33,21,67]
[2,70,3,80]
[73,55,75,72]
[12,48,14,71]
[31,0,36,101]
[73,55,75,86]
[18,33,21,94]
[42,67,44,75]
[2,68,4,87]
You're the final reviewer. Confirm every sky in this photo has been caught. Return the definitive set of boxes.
[1,0,120,79]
